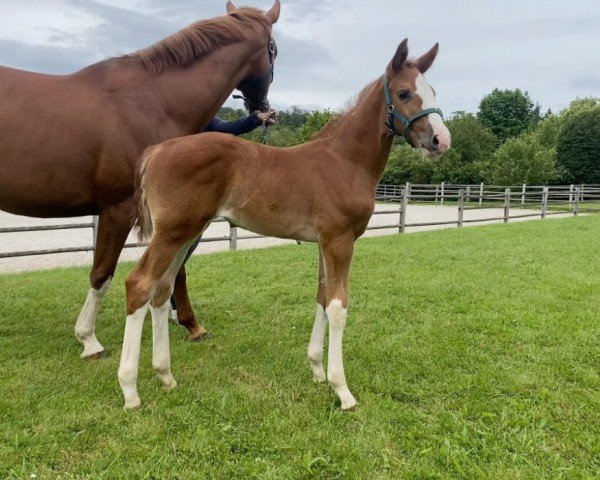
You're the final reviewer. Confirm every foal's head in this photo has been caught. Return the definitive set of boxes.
[227,0,280,113]
[385,39,451,155]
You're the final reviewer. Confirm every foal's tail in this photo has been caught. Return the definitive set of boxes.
[133,146,157,242]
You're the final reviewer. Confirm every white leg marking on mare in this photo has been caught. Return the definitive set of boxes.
[325,299,357,410]
[307,304,328,383]
[118,303,149,409]
[151,301,177,390]
[74,278,111,358]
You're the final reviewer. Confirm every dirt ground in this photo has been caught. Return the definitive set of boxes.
[0,203,573,274]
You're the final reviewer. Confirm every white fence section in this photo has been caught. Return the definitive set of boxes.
[1,183,599,260]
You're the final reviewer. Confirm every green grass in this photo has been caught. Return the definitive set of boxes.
[1,217,599,479]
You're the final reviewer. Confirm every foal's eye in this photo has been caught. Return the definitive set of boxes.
[397,90,410,101]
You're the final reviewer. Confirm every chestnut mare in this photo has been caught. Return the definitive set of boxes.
[118,39,451,410]
[0,1,280,358]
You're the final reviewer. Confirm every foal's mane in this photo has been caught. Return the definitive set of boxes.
[310,79,379,141]
[133,8,271,74]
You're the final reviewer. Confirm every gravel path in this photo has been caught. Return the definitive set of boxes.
[0,204,573,274]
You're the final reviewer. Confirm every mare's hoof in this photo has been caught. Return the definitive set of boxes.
[186,327,210,342]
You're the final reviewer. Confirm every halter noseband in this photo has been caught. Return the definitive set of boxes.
[383,75,443,138]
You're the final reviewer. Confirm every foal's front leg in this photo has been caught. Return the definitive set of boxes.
[321,236,357,410]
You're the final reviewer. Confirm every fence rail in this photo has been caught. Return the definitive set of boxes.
[2,183,600,260]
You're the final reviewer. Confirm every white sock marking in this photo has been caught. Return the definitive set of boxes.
[118,303,149,409]
[307,304,328,382]
[152,301,177,389]
[74,278,111,358]
[325,299,356,410]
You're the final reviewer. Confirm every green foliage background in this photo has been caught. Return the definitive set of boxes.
[219,91,600,185]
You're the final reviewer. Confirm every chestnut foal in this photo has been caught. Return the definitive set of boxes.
[119,39,451,410]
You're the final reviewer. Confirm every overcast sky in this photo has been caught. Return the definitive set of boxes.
[1,0,599,115]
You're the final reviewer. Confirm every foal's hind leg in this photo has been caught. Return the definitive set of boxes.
[118,234,198,409]
[307,248,327,383]
[75,201,132,359]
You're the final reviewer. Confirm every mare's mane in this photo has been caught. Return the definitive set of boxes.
[132,9,271,74]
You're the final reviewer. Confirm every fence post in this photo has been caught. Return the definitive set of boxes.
[229,223,238,251]
[541,187,548,219]
[504,188,511,223]
[405,182,411,204]
[92,215,99,251]
[399,188,408,233]
[440,182,445,206]
[569,184,574,211]
[466,185,471,203]
[574,187,580,217]
[521,184,526,209]
[458,189,464,227]
[479,182,484,207]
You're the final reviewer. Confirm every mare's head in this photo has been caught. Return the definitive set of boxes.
[227,0,280,113]
[384,39,451,155]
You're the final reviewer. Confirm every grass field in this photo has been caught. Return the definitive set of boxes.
[1,216,599,479]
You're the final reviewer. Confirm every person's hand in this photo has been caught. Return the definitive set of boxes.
[257,110,278,125]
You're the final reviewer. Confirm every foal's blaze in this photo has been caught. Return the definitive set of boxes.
[119,39,450,410]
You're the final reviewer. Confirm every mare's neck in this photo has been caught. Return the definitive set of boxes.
[151,42,260,135]
[332,78,395,184]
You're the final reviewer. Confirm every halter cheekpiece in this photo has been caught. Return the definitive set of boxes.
[383,75,443,138]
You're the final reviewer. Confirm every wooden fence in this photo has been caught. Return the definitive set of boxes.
[1,183,600,259]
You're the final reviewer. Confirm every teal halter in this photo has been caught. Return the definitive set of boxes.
[383,76,444,138]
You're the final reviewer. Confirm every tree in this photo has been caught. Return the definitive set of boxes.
[477,89,536,143]
[556,105,600,183]
[480,134,558,185]
[290,110,334,145]
[381,144,434,185]
[432,113,497,183]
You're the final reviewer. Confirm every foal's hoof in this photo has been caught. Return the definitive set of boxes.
[338,388,357,411]
[186,326,210,342]
[82,350,106,361]
[123,397,141,410]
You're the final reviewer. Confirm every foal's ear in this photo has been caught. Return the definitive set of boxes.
[390,38,409,73]
[415,43,439,74]
[266,0,281,23]
[226,1,236,14]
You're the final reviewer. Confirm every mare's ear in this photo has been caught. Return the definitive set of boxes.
[390,38,409,73]
[226,1,236,14]
[267,0,281,23]
[415,43,439,74]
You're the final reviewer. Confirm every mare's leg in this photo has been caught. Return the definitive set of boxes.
[307,248,327,383]
[171,264,208,341]
[321,235,357,410]
[74,201,132,359]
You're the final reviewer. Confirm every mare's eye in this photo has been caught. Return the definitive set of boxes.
[397,90,410,102]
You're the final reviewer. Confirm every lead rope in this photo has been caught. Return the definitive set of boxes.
[261,118,270,145]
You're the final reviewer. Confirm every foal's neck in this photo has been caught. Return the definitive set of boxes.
[334,78,394,183]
